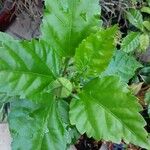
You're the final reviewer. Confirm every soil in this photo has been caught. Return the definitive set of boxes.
[0,0,43,39]
[75,135,102,150]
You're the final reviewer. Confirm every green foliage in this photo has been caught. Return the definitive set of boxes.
[124,6,150,53]
[75,26,117,77]
[0,39,60,98]
[41,0,101,57]
[139,67,150,84]
[141,6,150,14]
[9,95,70,150]
[120,32,140,53]
[102,51,142,82]
[139,33,150,52]
[126,9,144,31]
[0,0,149,149]
[143,21,150,31]
[49,77,73,98]
[70,76,148,148]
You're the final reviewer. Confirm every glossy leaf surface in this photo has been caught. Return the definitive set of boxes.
[0,0,149,148]
[0,39,61,98]
[70,76,149,148]
[75,26,117,77]
[141,7,150,14]
[41,0,101,56]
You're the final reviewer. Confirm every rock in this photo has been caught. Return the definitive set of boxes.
[99,143,108,150]
[0,123,11,150]
[67,145,77,150]
[6,0,43,39]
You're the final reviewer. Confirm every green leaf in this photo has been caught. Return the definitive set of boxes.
[102,51,142,83]
[9,94,69,150]
[69,76,149,149]
[126,9,143,30]
[139,67,150,84]
[57,100,80,144]
[146,0,150,6]
[120,32,140,53]
[75,26,117,77]
[58,100,70,124]
[139,34,150,52]
[141,7,150,14]
[0,32,16,47]
[41,0,101,56]
[0,38,61,98]
[143,21,150,31]
[48,77,73,98]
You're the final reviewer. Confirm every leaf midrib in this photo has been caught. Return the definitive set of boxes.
[86,93,145,141]
[20,43,57,79]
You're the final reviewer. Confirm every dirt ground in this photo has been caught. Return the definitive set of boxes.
[6,9,42,39]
